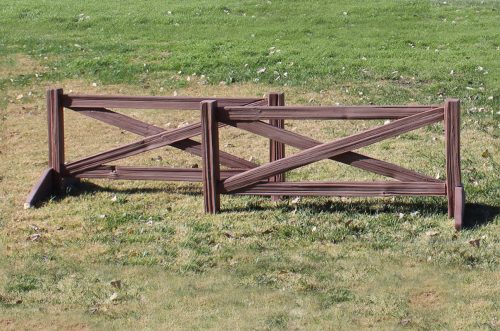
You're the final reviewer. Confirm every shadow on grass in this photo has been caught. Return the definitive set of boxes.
[61,180,202,197]
[222,199,500,229]
[58,181,499,228]
[224,198,447,215]
[463,203,500,229]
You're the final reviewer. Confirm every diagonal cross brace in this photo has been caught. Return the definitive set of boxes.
[68,108,257,171]
[221,107,444,193]
[65,122,204,173]
[224,120,438,182]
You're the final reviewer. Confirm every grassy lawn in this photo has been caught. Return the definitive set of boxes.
[1,0,499,330]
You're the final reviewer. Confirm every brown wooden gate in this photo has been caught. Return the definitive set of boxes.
[26,89,278,205]
[199,99,464,230]
[26,89,464,230]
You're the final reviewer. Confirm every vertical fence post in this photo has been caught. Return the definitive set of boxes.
[444,99,464,229]
[201,100,220,213]
[47,88,65,193]
[268,92,285,201]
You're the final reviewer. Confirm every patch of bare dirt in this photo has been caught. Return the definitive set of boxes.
[0,54,45,78]
[410,290,441,308]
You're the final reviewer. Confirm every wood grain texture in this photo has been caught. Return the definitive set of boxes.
[224,181,446,196]
[268,92,286,200]
[454,186,465,230]
[63,94,264,109]
[225,120,439,182]
[72,108,256,169]
[31,90,459,230]
[65,123,204,173]
[201,101,220,213]
[47,88,64,191]
[222,107,444,192]
[74,107,166,136]
[71,166,245,181]
[221,105,439,120]
[24,168,55,208]
[444,99,462,218]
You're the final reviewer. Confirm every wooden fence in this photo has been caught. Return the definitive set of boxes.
[26,89,464,230]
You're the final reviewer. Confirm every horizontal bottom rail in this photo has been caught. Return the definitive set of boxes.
[223,181,446,196]
[70,166,246,182]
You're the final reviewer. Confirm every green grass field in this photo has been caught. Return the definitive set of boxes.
[1,0,499,330]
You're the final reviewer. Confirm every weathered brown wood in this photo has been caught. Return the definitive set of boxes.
[24,168,55,208]
[220,105,439,120]
[71,166,245,181]
[169,139,257,169]
[30,90,462,230]
[74,108,166,136]
[222,107,444,192]
[226,120,439,182]
[224,181,446,196]
[454,186,465,230]
[243,99,268,107]
[72,108,256,169]
[66,123,204,173]
[63,94,264,109]
[48,88,64,191]
[201,101,220,213]
[444,99,461,218]
[268,92,286,201]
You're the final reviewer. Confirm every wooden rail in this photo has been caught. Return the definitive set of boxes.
[220,105,439,120]
[26,88,264,204]
[226,182,447,196]
[26,89,464,230]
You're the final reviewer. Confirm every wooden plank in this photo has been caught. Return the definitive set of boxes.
[65,123,204,173]
[71,166,245,181]
[226,120,439,182]
[243,99,268,107]
[268,92,286,200]
[444,99,462,218]
[74,108,166,136]
[24,168,55,208]
[72,108,256,169]
[169,139,257,169]
[224,181,446,196]
[454,186,465,230]
[48,88,64,191]
[222,107,444,192]
[201,101,220,213]
[63,94,264,109]
[220,105,439,120]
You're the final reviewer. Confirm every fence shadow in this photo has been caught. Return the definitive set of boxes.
[463,203,500,229]
[224,199,499,229]
[225,198,446,215]
[62,182,499,229]
[64,180,203,197]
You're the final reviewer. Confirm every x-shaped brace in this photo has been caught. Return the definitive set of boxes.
[65,108,257,174]
[220,107,444,193]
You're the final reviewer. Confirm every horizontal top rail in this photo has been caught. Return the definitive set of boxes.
[62,94,265,110]
[221,105,441,120]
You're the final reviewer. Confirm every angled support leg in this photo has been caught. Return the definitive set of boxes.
[444,99,463,227]
[201,101,220,213]
[268,92,285,201]
[25,88,66,208]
